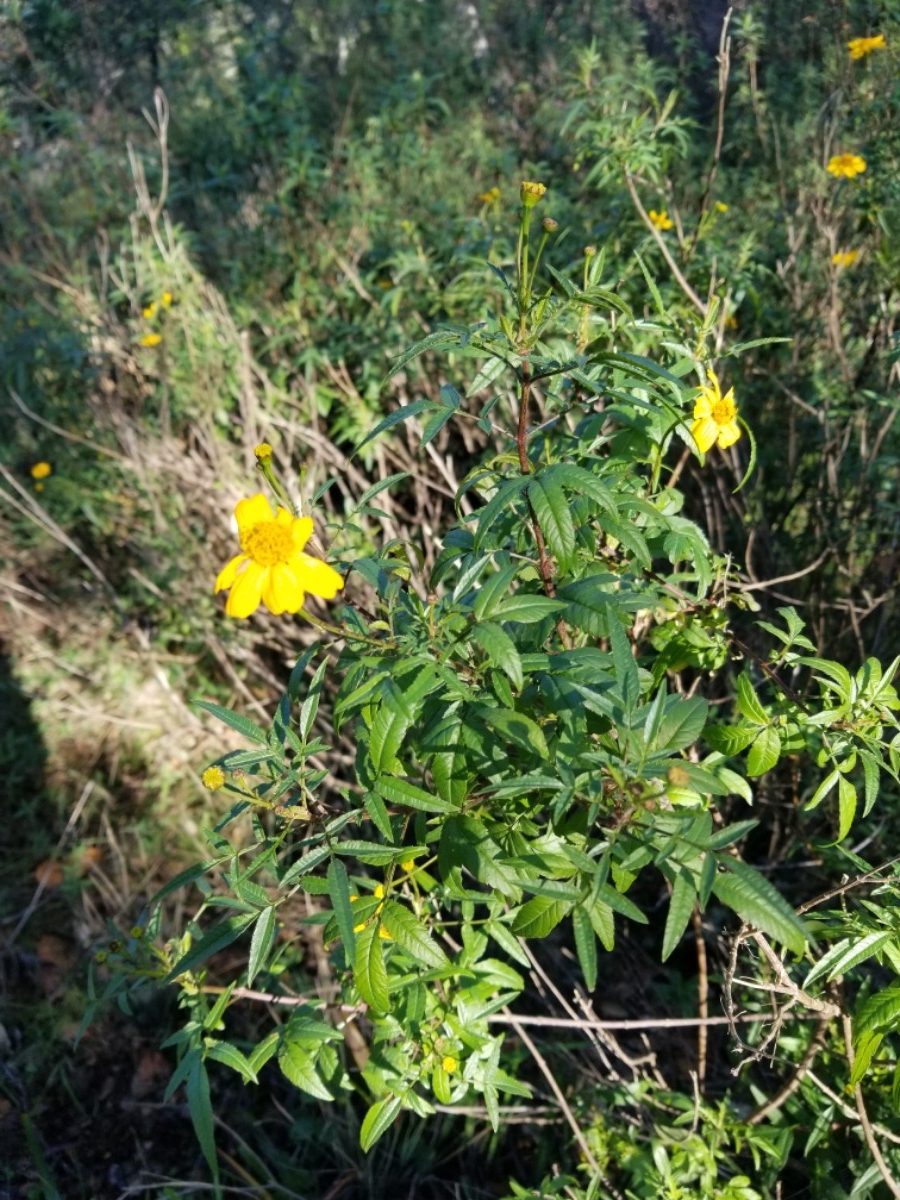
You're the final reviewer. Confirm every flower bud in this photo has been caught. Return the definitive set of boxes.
[541,216,558,232]
[520,181,547,208]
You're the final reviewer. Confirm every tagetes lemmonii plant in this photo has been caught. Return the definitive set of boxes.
[692,369,741,453]
[215,493,343,618]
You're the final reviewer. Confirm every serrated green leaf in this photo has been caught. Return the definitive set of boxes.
[474,475,531,551]
[806,768,839,812]
[485,919,531,966]
[247,907,277,986]
[736,675,768,726]
[278,1041,334,1101]
[747,726,780,777]
[711,859,806,954]
[379,900,449,968]
[164,912,257,983]
[360,1095,403,1151]
[510,895,570,938]
[375,775,457,814]
[187,1054,218,1182]
[492,593,567,623]
[473,563,518,621]
[587,898,615,950]
[194,700,268,745]
[483,706,549,759]
[299,659,328,740]
[572,906,597,990]
[609,618,639,714]
[206,1040,259,1084]
[662,872,695,962]
[471,621,523,690]
[327,857,356,965]
[849,1030,884,1088]
[364,789,395,842]
[334,839,426,865]
[860,751,881,818]
[855,985,900,1038]
[353,399,432,454]
[529,474,576,572]
[826,932,891,984]
[838,775,857,842]
[354,921,390,1012]
[702,725,758,755]
[656,697,708,751]
[596,883,649,924]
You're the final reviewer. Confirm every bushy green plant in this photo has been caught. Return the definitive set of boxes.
[87,175,900,1196]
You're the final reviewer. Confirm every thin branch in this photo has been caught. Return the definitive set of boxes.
[842,1013,900,1198]
[624,170,708,316]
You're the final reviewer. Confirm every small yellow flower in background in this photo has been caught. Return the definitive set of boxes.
[254,442,274,462]
[827,154,867,179]
[832,249,860,267]
[648,209,674,231]
[353,921,367,933]
[401,858,416,872]
[848,34,886,59]
[30,461,52,480]
[725,314,738,330]
[202,766,226,791]
[161,291,173,307]
[692,369,741,453]
[142,302,158,320]
[715,201,729,213]
[129,925,145,940]
[141,332,162,347]
[215,493,344,619]
[378,924,392,940]
[477,186,501,204]
[520,180,547,208]
[442,1056,458,1074]
[373,883,385,899]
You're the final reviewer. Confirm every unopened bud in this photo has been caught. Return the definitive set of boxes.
[542,216,558,232]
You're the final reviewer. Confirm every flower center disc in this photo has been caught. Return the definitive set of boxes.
[712,398,735,425]
[243,521,295,567]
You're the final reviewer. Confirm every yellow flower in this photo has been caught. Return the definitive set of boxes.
[202,766,226,791]
[401,858,416,872]
[353,922,367,933]
[141,332,162,347]
[30,461,52,480]
[378,924,392,940]
[827,154,867,179]
[691,369,741,453]
[254,442,274,462]
[215,493,344,619]
[441,1055,458,1074]
[373,883,385,899]
[648,209,674,231]
[143,302,158,319]
[161,291,174,307]
[715,201,729,213]
[832,249,860,268]
[520,181,547,208]
[477,186,500,204]
[848,34,886,59]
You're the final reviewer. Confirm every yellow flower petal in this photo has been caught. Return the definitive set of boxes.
[235,493,275,535]
[215,553,251,593]
[225,561,266,618]
[295,556,345,600]
[692,417,720,454]
[693,392,714,419]
[717,421,741,449]
[290,515,314,552]
[261,563,305,615]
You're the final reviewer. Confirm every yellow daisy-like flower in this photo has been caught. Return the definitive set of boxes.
[161,291,174,307]
[848,34,886,59]
[215,493,344,619]
[143,302,158,320]
[441,1055,458,1074]
[520,181,547,208]
[202,766,226,791]
[373,883,385,899]
[832,249,860,267]
[827,154,867,179]
[691,370,741,454]
[141,332,162,347]
[715,201,729,213]
[477,186,500,204]
[401,858,416,872]
[254,442,274,462]
[648,209,674,231]
[30,461,52,480]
